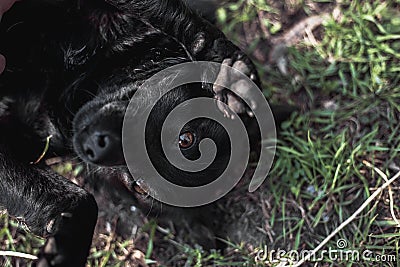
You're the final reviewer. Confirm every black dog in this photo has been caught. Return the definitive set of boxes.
[0,0,267,266]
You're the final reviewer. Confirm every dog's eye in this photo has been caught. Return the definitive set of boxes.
[179,132,195,149]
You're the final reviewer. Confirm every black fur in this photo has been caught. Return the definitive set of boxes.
[0,0,264,265]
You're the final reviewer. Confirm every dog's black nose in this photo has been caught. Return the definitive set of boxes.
[81,131,123,166]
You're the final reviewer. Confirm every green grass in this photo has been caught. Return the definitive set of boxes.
[232,0,399,265]
[177,0,400,265]
[0,214,43,267]
[1,0,400,266]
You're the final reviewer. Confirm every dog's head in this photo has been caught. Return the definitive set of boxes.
[72,67,232,189]
[54,1,245,196]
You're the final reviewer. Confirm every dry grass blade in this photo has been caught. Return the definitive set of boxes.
[0,251,38,260]
[363,160,400,227]
[30,135,53,165]
[292,169,400,267]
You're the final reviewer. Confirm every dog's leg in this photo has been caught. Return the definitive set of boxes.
[103,0,260,114]
[0,147,98,267]
[105,0,244,58]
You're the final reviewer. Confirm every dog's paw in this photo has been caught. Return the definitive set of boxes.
[35,214,89,267]
[212,47,260,119]
[36,235,86,267]
[36,237,65,267]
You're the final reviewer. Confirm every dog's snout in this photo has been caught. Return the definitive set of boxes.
[83,132,110,160]
[73,100,127,167]
[80,130,124,166]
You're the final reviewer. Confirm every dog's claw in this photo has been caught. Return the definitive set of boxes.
[36,235,68,267]
[36,258,51,267]
[43,237,58,255]
[213,51,260,118]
